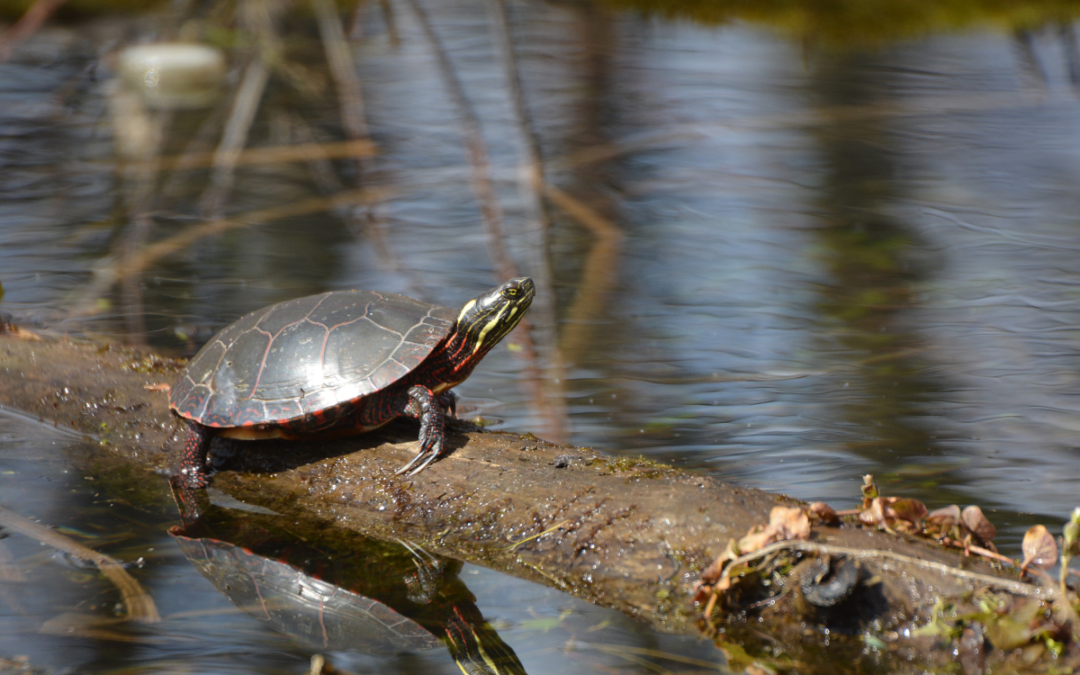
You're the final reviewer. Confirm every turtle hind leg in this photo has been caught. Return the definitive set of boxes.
[177,419,214,488]
[169,474,211,523]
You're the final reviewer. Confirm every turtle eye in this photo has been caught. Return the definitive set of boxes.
[504,288,519,298]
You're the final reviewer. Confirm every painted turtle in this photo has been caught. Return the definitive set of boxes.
[170,278,534,486]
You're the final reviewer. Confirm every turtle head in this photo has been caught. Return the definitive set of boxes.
[453,277,535,361]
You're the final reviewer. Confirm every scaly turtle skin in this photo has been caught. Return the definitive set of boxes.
[170,278,534,486]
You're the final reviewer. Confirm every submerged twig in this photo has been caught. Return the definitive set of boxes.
[313,0,371,144]
[402,0,514,280]
[488,0,567,441]
[0,539,25,583]
[489,0,549,233]
[198,56,270,217]
[108,83,173,345]
[69,187,389,318]
[0,505,160,623]
[404,0,558,438]
[199,0,294,217]
[376,0,400,46]
[127,138,377,176]
[578,641,727,671]
[0,0,68,60]
[347,0,372,41]
[312,0,396,268]
[544,186,624,363]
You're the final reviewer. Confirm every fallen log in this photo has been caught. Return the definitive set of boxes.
[1,328,1073,673]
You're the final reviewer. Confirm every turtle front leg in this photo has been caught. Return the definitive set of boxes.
[178,419,214,488]
[396,385,447,476]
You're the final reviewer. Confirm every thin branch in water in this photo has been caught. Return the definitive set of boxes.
[0,539,26,616]
[312,0,396,267]
[1062,22,1080,93]
[199,0,293,218]
[120,213,152,346]
[403,0,560,438]
[0,539,25,583]
[0,505,160,623]
[402,0,514,281]
[159,101,231,200]
[0,0,67,60]
[69,188,389,319]
[131,138,378,176]
[489,0,548,222]
[312,0,372,144]
[348,0,373,41]
[285,112,352,195]
[488,0,567,440]
[198,56,270,217]
[377,0,401,47]
[576,641,727,671]
[109,92,172,346]
[544,186,623,364]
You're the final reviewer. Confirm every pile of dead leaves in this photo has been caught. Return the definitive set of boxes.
[693,505,810,615]
[694,475,1080,621]
[846,475,1008,563]
[844,475,1074,579]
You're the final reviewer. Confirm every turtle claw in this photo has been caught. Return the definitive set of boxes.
[406,450,441,476]
[395,447,440,476]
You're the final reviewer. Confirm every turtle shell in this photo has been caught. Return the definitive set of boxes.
[170,290,457,428]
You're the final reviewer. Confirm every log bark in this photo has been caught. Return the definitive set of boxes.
[0,329,1070,673]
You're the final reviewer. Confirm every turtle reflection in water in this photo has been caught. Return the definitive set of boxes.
[169,479,527,674]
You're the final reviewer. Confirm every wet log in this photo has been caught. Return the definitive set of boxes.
[0,329,1071,673]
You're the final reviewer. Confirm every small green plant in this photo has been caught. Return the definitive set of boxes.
[1061,507,1080,600]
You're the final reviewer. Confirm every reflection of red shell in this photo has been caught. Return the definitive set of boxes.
[169,290,456,430]
[170,528,442,654]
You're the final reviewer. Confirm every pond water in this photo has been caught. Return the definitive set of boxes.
[2,0,1080,672]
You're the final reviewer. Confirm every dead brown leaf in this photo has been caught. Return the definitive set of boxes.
[808,501,840,525]
[739,529,777,554]
[888,498,928,532]
[769,505,811,540]
[1021,524,1058,572]
[858,497,927,534]
[962,505,997,544]
[926,504,962,533]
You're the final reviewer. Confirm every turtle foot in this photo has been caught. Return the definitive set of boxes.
[168,474,209,523]
[178,466,210,489]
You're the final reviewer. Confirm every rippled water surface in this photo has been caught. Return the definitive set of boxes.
[2,1,1080,672]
